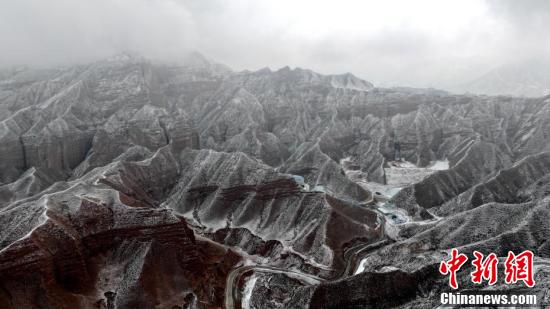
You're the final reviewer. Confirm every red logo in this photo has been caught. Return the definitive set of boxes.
[439,248,468,289]
[471,251,498,285]
[504,250,535,287]
[440,249,535,289]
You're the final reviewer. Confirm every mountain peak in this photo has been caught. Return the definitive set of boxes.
[105,51,145,63]
[459,58,550,97]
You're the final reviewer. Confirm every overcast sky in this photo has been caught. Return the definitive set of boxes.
[1,0,549,88]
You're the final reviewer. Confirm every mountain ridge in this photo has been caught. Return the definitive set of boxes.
[1,52,549,308]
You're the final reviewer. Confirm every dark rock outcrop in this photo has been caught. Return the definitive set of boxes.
[1,54,550,308]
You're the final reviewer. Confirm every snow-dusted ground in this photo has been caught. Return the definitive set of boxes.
[241,275,258,309]
[354,259,367,274]
[364,182,402,199]
[342,157,450,275]
[385,160,449,186]
[354,260,400,275]
[341,157,450,203]
[428,160,449,170]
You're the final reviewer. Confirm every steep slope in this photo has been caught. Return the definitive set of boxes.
[1,54,550,308]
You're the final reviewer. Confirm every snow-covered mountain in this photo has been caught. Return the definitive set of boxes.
[1,53,550,308]
[458,59,550,97]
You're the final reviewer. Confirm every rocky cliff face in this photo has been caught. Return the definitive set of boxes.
[1,54,549,308]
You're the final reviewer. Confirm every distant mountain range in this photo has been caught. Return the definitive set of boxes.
[1,52,549,308]
[456,59,550,97]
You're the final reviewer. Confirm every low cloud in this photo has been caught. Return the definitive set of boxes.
[1,0,549,89]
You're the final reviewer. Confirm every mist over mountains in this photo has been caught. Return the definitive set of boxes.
[2,0,550,307]
[0,52,549,308]
[456,58,550,97]
[3,0,550,96]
